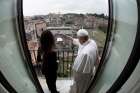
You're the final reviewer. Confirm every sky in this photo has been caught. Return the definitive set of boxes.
[23,0,108,16]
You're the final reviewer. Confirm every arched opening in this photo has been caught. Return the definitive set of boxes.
[23,0,109,92]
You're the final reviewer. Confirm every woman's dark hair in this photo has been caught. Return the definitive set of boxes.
[40,30,55,53]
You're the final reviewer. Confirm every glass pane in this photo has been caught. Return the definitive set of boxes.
[118,60,140,93]
[23,0,109,92]
[0,84,9,93]
[89,0,138,92]
[0,0,38,93]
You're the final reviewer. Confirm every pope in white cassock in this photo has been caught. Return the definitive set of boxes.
[63,29,99,93]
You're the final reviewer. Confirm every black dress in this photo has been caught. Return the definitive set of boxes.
[41,51,59,93]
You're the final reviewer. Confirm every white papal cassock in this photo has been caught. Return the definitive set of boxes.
[70,39,98,93]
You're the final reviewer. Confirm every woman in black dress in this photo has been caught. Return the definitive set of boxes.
[39,30,59,93]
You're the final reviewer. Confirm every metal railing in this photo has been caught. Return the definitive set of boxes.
[29,48,78,78]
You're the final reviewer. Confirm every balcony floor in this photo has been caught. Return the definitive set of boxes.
[38,77,74,93]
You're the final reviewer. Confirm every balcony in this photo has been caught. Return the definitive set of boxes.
[29,48,78,93]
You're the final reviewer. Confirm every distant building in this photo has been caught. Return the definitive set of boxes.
[84,15,95,28]
[47,26,76,35]
[35,21,47,38]
[45,13,63,27]
[94,17,108,29]
[24,18,47,40]
[47,26,78,49]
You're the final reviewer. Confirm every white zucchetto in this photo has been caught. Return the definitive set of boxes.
[77,29,89,37]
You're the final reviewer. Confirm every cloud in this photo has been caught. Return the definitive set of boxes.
[23,0,108,16]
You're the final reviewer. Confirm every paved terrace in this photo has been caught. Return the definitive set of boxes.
[38,77,74,93]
